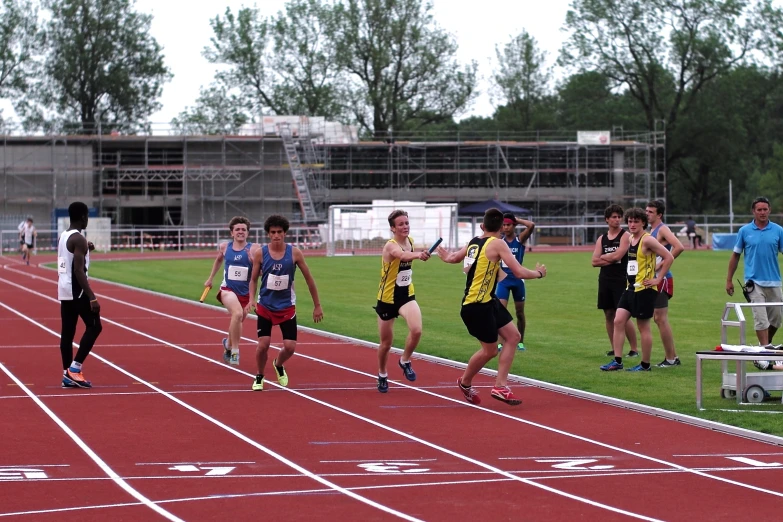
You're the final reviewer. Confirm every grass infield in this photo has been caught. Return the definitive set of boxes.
[86,248,783,437]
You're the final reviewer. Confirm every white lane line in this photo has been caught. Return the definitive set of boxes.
[30,275,783,502]
[0,299,423,522]
[0,278,664,522]
[673,453,783,457]
[135,461,256,466]
[0,361,184,522]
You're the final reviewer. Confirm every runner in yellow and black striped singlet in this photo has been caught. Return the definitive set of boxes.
[626,233,656,291]
[462,236,501,305]
[374,210,432,394]
[377,237,415,305]
[601,207,674,374]
[437,208,547,406]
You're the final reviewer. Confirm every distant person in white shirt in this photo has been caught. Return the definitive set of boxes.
[18,217,37,266]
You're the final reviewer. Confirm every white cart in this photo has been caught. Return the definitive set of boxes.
[717,302,783,404]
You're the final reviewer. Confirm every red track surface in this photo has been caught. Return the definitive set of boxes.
[0,253,781,521]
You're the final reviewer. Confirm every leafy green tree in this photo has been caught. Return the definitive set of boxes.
[171,84,249,135]
[0,0,41,118]
[19,0,170,132]
[335,0,477,137]
[560,0,783,212]
[556,71,646,131]
[491,31,552,131]
[201,0,344,120]
[560,0,779,132]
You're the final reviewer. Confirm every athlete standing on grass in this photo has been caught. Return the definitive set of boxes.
[600,208,674,372]
[250,214,323,391]
[592,204,638,358]
[437,208,547,406]
[645,200,685,367]
[374,210,431,394]
[58,202,102,389]
[204,217,259,366]
[496,212,535,352]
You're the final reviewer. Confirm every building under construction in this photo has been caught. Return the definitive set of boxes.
[0,117,665,230]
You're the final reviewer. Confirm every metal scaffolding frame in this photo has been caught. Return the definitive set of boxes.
[1,125,664,227]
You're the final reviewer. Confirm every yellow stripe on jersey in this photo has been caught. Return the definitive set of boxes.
[463,236,500,305]
[377,237,415,303]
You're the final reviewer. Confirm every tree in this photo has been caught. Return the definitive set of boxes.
[203,0,345,120]
[171,84,249,135]
[0,0,41,119]
[335,0,477,137]
[19,0,170,132]
[560,0,783,212]
[491,31,552,130]
[555,71,646,131]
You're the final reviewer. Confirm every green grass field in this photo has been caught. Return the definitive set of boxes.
[86,249,783,437]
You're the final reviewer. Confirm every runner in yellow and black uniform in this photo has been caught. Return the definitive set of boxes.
[601,207,674,372]
[376,236,416,320]
[460,235,513,343]
[437,208,547,406]
[374,210,431,394]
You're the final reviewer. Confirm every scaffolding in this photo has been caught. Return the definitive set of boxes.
[0,122,664,229]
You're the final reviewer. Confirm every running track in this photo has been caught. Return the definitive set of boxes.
[0,254,781,521]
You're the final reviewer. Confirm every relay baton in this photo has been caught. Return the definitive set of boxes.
[199,287,210,303]
[428,238,443,254]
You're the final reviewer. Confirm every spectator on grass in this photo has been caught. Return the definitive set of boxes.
[726,197,783,348]
[374,209,431,393]
[685,217,701,249]
[645,200,685,368]
[600,208,674,372]
[592,204,638,358]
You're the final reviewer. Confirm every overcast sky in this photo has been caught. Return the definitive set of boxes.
[134,0,572,124]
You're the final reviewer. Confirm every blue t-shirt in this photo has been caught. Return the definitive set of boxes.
[221,242,253,296]
[733,220,783,287]
[500,236,525,279]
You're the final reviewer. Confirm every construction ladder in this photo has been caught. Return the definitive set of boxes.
[279,123,318,223]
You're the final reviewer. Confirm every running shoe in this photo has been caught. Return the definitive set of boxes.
[490,386,522,405]
[656,358,681,368]
[64,368,92,388]
[221,338,231,364]
[600,360,624,371]
[499,343,526,352]
[457,378,481,404]
[273,358,289,387]
[61,374,79,388]
[377,375,388,393]
[398,360,416,381]
[251,375,264,391]
[626,364,651,372]
[229,350,240,366]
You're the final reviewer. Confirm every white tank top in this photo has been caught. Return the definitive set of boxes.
[58,229,89,300]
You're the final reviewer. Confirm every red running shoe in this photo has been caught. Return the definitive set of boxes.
[457,378,481,405]
[490,386,522,405]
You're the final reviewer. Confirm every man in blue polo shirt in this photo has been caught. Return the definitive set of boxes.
[726,196,783,347]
